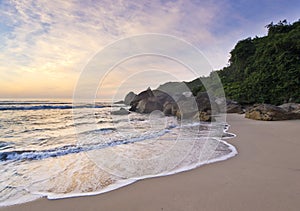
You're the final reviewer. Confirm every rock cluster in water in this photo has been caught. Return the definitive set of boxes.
[124,87,218,122]
[116,88,300,121]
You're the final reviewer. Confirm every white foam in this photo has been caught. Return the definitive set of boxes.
[0,123,238,207]
[37,124,238,202]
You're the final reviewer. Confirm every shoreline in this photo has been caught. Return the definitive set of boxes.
[1,114,300,210]
[0,119,238,206]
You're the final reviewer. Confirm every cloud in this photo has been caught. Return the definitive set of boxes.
[1,0,299,98]
[1,0,223,70]
[0,0,224,98]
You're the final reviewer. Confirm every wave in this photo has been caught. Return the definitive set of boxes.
[42,125,238,201]
[0,128,172,162]
[0,104,105,111]
[0,102,68,105]
[20,121,103,134]
[0,142,13,150]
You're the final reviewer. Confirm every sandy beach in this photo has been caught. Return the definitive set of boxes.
[1,114,300,211]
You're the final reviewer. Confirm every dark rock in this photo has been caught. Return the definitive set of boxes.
[176,97,198,119]
[293,108,300,114]
[111,108,130,115]
[136,97,163,113]
[152,89,175,104]
[226,100,243,113]
[130,88,154,111]
[128,88,217,121]
[130,88,175,113]
[193,111,215,122]
[195,92,217,112]
[163,102,173,115]
[279,103,300,112]
[124,92,137,105]
[245,104,300,121]
[171,103,179,116]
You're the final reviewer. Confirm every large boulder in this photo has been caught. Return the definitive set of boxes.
[195,92,211,111]
[293,108,300,114]
[136,97,163,113]
[130,88,175,113]
[195,92,219,113]
[279,103,300,112]
[128,88,217,122]
[176,97,198,119]
[152,89,175,104]
[162,102,173,116]
[130,88,154,111]
[245,104,300,121]
[124,92,137,105]
[193,111,215,122]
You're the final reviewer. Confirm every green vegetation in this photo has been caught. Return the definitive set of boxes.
[187,19,300,105]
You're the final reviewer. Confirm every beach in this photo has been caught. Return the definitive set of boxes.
[1,113,300,211]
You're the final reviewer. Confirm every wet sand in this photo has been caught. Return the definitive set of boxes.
[1,114,300,211]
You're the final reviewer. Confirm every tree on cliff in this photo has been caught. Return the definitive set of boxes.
[188,19,300,105]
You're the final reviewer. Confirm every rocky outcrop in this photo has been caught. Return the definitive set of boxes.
[175,97,198,119]
[129,88,154,111]
[195,92,213,111]
[279,103,300,112]
[152,89,175,104]
[136,97,163,113]
[130,88,176,113]
[245,104,300,121]
[293,108,300,114]
[162,102,173,115]
[111,108,130,115]
[124,92,137,105]
[193,111,215,122]
[129,88,216,122]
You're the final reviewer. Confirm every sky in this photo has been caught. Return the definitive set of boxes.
[0,0,299,100]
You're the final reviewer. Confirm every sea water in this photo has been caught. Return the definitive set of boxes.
[0,99,237,206]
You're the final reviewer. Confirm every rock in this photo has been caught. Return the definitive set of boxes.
[193,111,215,122]
[163,102,173,115]
[292,108,300,114]
[111,108,130,115]
[124,92,137,105]
[130,88,176,113]
[128,88,218,122]
[152,89,175,104]
[176,97,198,119]
[195,92,219,113]
[245,104,300,121]
[171,103,179,116]
[279,103,300,112]
[130,88,154,111]
[226,100,243,113]
[136,97,163,113]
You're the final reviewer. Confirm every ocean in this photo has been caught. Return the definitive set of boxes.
[0,99,237,207]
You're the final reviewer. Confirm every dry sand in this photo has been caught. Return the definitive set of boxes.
[1,114,300,211]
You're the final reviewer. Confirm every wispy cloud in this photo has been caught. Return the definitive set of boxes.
[0,0,299,98]
[0,0,222,98]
